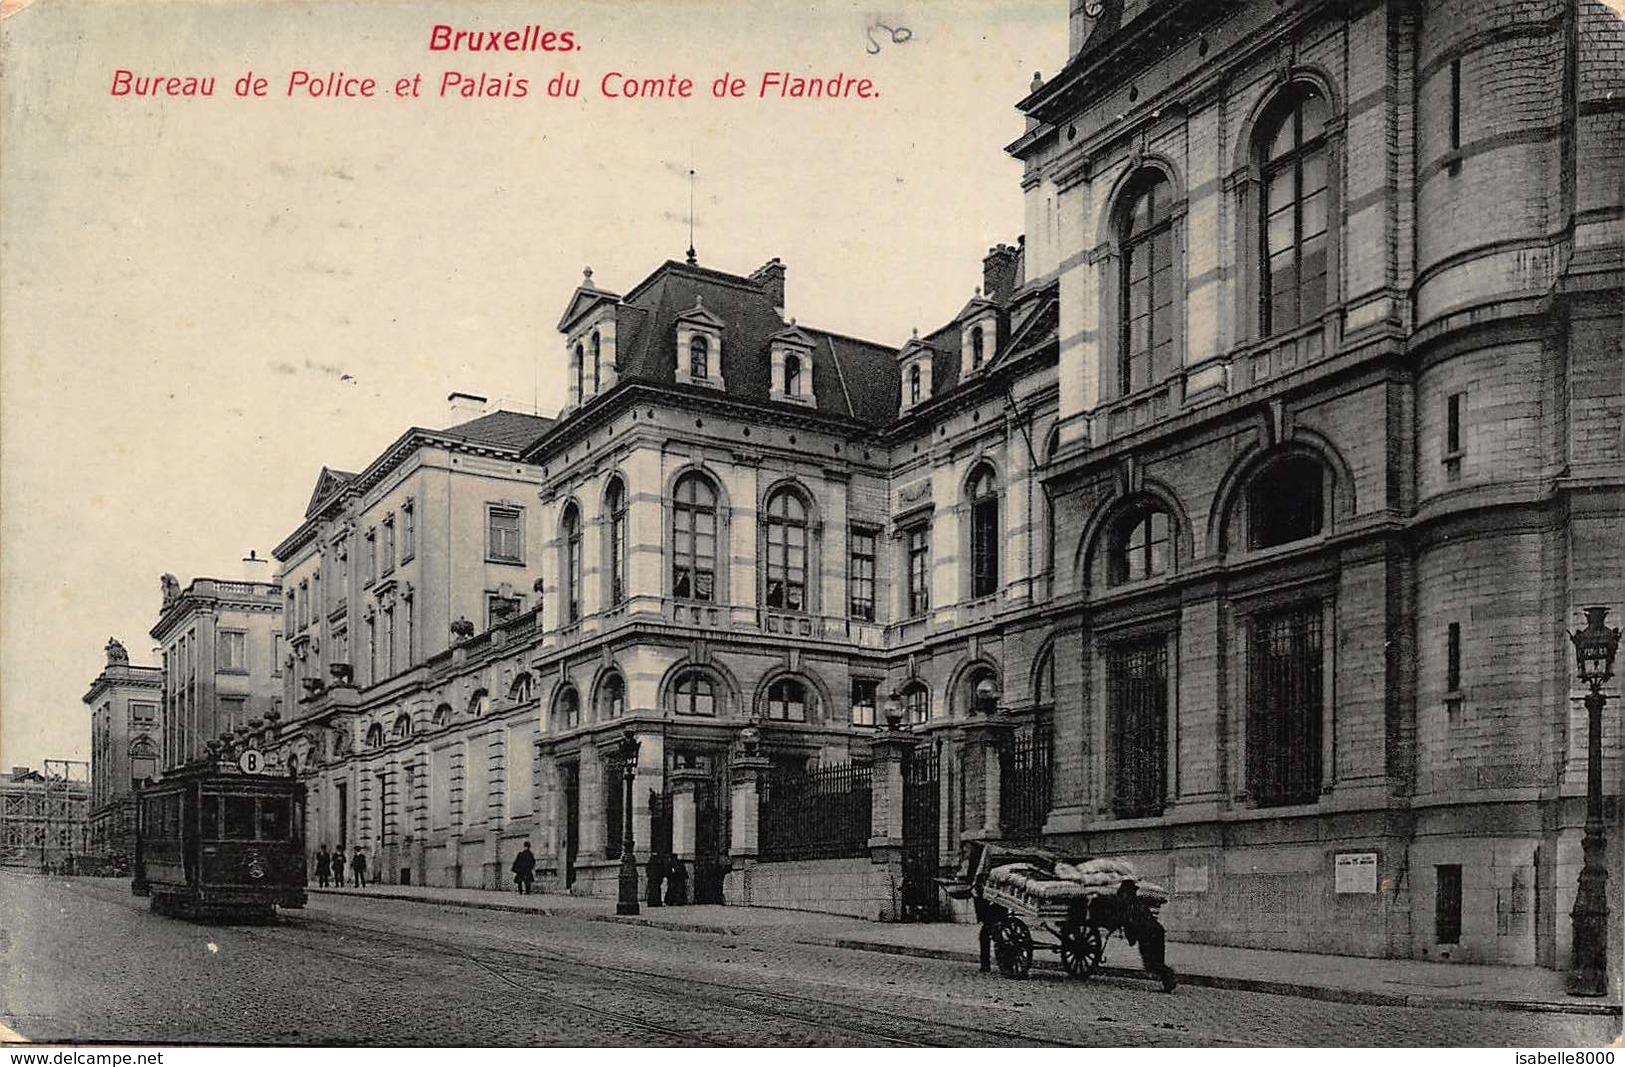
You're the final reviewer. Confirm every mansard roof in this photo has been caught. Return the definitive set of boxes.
[443,410,555,450]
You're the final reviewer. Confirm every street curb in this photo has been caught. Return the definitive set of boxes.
[306,887,1622,1018]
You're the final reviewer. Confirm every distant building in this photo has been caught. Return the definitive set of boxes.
[82,637,163,862]
[0,765,90,869]
[151,563,284,771]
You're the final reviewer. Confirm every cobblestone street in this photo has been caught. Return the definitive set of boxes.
[2,872,1618,1047]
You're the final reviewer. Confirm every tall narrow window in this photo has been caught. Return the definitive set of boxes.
[573,343,585,403]
[968,467,999,599]
[970,326,985,369]
[1448,60,1462,153]
[908,364,922,406]
[592,330,602,393]
[1436,864,1463,944]
[603,749,624,859]
[1446,393,1463,455]
[785,353,802,397]
[1247,603,1324,806]
[763,488,808,611]
[672,474,717,601]
[606,478,628,607]
[689,336,710,380]
[1120,171,1175,395]
[673,671,716,716]
[600,672,625,719]
[401,498,416,560]
[1260,88,1330,335]
[562,502,582,625]
[903,683,929,725]
[1446,622,1462,692]
[1109,640,1168,818]
[907,526,930,616]
[555,686,580,730]
[848,528,876,621]
[850,680,878,726]
[381,516,395,574]
[765,679,809,722]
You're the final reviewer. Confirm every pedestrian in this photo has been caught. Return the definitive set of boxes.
[1115,879,1177,993]
[511,840,536,895]
[350,845,367,888]
[315,845,330,888]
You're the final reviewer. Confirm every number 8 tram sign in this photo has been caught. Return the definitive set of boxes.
[238,749,265,775]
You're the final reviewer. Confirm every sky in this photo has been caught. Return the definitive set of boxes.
[0,0,1064,770]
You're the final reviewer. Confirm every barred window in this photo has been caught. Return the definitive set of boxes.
[763,488,809,611]
[1259,87,1330,336]
[1247,603,1324,806]
[1108,639,1168,818]
[968,466,999,599]
[848,528,876,621]
[672,474,717,601]
[766,678,810,722]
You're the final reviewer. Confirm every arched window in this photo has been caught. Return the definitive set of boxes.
[689,335,710,380]
[672,473,717,601]
[606,478,628,606]
[508,672,533,702]
[908,364,922,406]
[673,671,716,716]
[1258,87,1330,335]
[1108,506,1172,585]
[287,754,299,779]
[554,686,580,730]
[572,343,585,403]
[785,353,803,397]
[968,466,999,599]
[599,671,625,720]
[591,331,602,393]
[971,325,985,369]
[1034,648,1055,709]
[902,682,930,725]
[561,502,582,624]
[1247,455,1325,549]
[366,723,385,748]
[467,688,489,718]
[765,678,810,722]
[1119,171,1175,395]
[763,487,809,611]
[433,703,452,728]
[392,713,412,739]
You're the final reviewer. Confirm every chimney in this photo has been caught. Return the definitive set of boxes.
[447,392,489,422]
[749,258,787,316]
[240,549,273,584]
[982,242,1022,304]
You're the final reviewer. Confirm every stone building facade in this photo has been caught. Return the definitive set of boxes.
[256,0,1621,973]
[0,767,90,868]
[82,638,163,862]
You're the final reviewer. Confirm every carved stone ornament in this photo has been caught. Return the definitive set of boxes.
[104,637,129,667]
[160,574,181,608]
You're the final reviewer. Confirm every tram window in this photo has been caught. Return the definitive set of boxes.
[258,798,290,841]
[200,795,221,839]
[223,796,256,840]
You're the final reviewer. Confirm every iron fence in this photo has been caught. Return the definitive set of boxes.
[759,760,872,862]
[1001,721,1054,839]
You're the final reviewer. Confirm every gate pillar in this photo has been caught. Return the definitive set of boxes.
[869,727,917,921]
[960,716,1014,841]
[729,745,770,867]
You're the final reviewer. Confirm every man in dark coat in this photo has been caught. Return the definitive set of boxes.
[350,845,367,888]
[511,841,536,895]
[1116,879,1177,993]
[315,846,330,888]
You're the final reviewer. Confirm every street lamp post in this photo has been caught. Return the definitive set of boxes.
[616,731,641,917]
[1567,605,1620,998]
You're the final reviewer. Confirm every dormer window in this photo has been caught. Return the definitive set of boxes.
[675,295,726,390]
[690,336,710,380]
[909,365,922,404]
[897,331,934,413]
[558,267,620,405]
[785,354,802,396]
[769,321,816,406]
[970,327,984,369]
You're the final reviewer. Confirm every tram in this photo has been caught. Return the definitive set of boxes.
[133,756,307,920]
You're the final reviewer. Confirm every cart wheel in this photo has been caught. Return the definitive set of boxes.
[1060,924,1105,978]
[992,917,1033,979]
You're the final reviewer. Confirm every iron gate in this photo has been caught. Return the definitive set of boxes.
[1002,721,1054,838]
[901,744,940,921]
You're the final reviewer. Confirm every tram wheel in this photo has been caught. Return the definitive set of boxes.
[1060,924,1105,979]
[992,917,1033,979]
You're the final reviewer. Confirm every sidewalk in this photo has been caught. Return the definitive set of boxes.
[310,882,1622,1017]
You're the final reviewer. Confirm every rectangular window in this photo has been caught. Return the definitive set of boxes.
[223,796,256,840]
[487,506,523,563]
[218,630,247,672]
[1436,864,1463,944]
[1446,622,1462,693]
[383,606,395,677]
[221,695,247,730]
[365,530,377,584]
[271,633,283,676]
[604,754,625,860]
[907,526,930,617]
[1108,639,1168,818]
[130,701,157,725]
[848,528,876,620]
[1445,393,1463,455]
[401,499,416,560]
[850,680,878,727]
[1448,59,1462,152]
[381,516,396,574]
[403,598,413,668]
[971,498,999,599]
[1247,603,1324,806]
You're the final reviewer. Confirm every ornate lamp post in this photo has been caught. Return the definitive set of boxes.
[616,731,641,916]
[1567,606,1620,997]
[973,675,1002,717]
[882,692,904,731]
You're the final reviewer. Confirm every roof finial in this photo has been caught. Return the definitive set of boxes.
[911,327,920,340]
[686,245,697,266]
[1031,70,1043,93]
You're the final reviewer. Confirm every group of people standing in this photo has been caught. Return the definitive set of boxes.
[313,844,369,888]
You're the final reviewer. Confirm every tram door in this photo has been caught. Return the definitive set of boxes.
[561,762,579,888]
